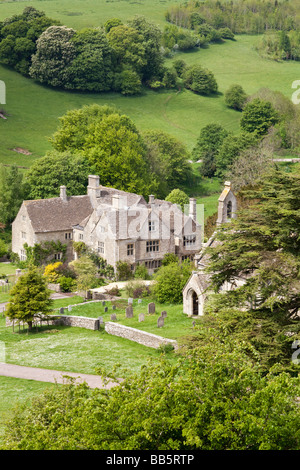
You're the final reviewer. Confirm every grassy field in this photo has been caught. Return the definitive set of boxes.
[1,2,299,166]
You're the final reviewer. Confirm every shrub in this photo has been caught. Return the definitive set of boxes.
[58,276,76,293]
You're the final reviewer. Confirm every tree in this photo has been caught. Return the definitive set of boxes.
[153,260,193,303]
[183,64,218,95]
[165,188,189,211]
[29,25,76,87]
[6,268,53,331]
[69,255,98,291]
[127,16,164,82]
[240,98,279,136]
[143,130,193,197]
[0,164,25,226]
[192,123,228,177]
[206,167,300,321]
[65,28,114,92]
[3,345,300,450]
[279,30,291,59]
[107,24,146,76]
[215,131,258,178]
[24,151,91,200]
[50,105,155,198]
[224,84,247,110]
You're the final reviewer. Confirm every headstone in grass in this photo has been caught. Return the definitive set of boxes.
[157,316,164,328]
[139,313,145,322]
[128,298,133,304]
[138,299,142,304]
[125,305,133,318]
[161,311,167,318]
[104,307,108,313]
[102,301,106,306]
[148,302,155,314]
[68,305,72,312]
[59,307,64,314]
[112,305,116,310]
[111,314,117,321]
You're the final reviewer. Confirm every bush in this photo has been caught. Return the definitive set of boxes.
[183,64,218,95]
[153,261,193,304]
[58,276,76,293]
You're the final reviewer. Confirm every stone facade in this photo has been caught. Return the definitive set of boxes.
[12,175,202,274]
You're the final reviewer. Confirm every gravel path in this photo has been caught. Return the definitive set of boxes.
[0,363,121,389]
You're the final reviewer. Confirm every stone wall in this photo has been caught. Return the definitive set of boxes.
[5,314,100,331]
[104,321,178,350]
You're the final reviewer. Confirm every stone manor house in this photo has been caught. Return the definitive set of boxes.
[12,175,202,274]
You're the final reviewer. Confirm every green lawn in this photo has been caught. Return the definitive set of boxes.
[57,296,196,340]
[1,27,299,165]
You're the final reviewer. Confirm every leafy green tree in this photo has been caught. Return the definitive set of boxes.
[113,67,142,95]
[6,268,53,331]
[224,84,247,110]
[165,188,189,211]
[29,25,76,87]
[3,345,300,450]
[161,252,178,266]
[143,130,193,196]
[0,239,7,258]
[69,255,98,291]
[103,17,123,33]
[192,123,228,177]
[279,30,291,59]
[50,104,155,198]
[0,164,25,226]
[240,98,279,136]
[128,16,164,82]
[153,260,193,303]
[215,132,258,178]
[65,28,114,92]
[116,261,134,281]
[107,24,146,76]
[184,64,218,95]
[24,151,92,200]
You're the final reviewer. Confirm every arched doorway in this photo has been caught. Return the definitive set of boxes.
[227,200,232,219]
[192,290,199,316]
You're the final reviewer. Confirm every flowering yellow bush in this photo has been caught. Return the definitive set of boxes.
[43,262,63,283]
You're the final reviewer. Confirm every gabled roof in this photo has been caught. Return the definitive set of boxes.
[24,195,93,233]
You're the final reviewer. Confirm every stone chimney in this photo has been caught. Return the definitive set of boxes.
[60,185,67,202]
[149,195,155,205]
[87,175,100,202]
[189,198,196,221]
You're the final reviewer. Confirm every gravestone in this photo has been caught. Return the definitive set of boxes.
[126,305,133,318]
[192,321,196,328]
[59,307,64,314]
[148,302,155,314]
[112,305,116,310]
[157,316,164,328]
[139,313,145,322]
[128,298,133,305]
[102,301,106,306]
[104,307,108,313]
[138,299,142,304]
[68,305,72,312]
[111,314,117,321]
[161,311,167,318]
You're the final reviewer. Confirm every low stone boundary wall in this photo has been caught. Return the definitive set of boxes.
[104,321,178,350]
[6,314,100,331]
[6,313,178,350]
